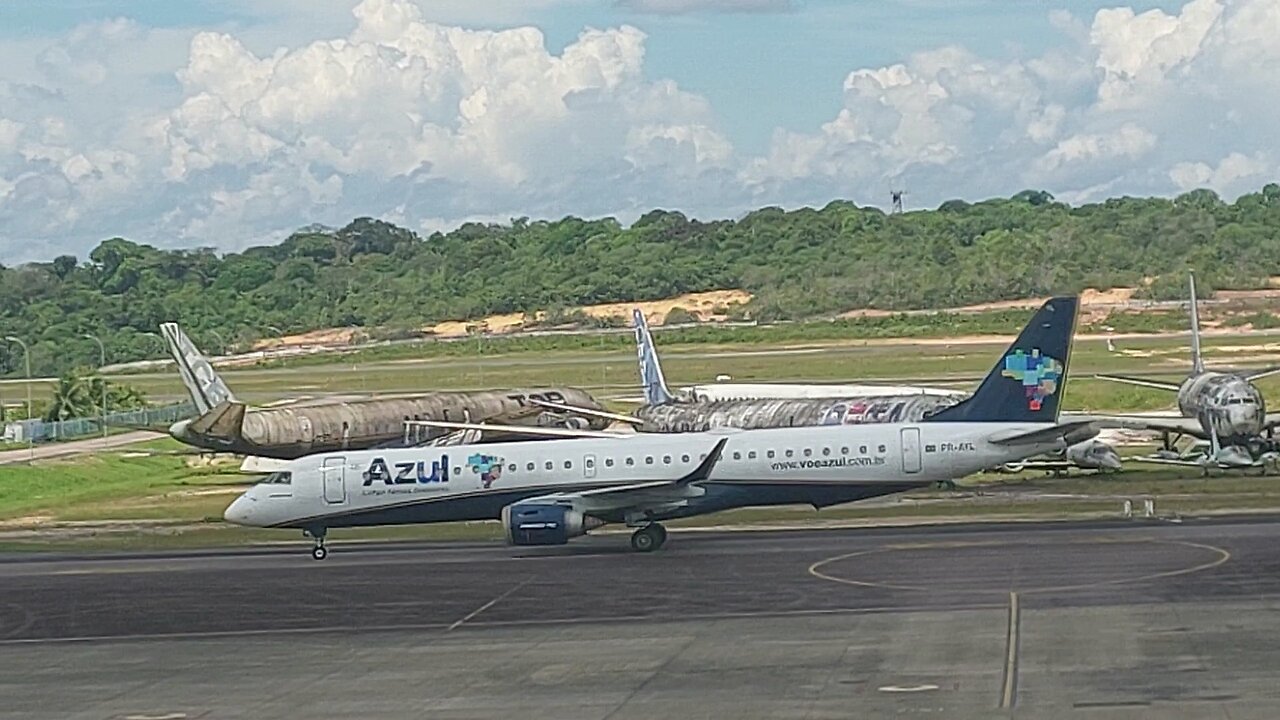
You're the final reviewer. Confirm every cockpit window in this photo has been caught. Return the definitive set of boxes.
[263,471,292,485]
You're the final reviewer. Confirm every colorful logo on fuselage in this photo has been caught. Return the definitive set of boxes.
[1001,349,1063,411]
[468,454,503,488]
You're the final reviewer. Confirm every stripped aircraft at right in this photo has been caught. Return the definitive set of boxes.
[1089,273,1280,470]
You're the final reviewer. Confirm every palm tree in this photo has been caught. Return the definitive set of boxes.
[44,371,96,422]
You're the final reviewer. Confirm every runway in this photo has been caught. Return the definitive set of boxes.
[4,518,1280,718]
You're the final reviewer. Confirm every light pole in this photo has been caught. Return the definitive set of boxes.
[4,336,32,458]
[265,325,284,366]
[83,334,108,441]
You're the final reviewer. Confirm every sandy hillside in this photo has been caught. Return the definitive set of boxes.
[426,290,753,337]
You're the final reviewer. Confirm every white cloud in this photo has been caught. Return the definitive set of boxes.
[1,0,1279,265]
[746,0,1280,207]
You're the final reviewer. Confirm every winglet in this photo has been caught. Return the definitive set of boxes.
[160,322,237,414]
[924,296,1078,423]
[633,309,675,406]
[678,437,728,485]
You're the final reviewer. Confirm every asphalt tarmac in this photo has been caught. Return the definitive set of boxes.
[4,518,1280,718]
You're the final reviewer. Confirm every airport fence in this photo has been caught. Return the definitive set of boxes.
[2,402,197,444]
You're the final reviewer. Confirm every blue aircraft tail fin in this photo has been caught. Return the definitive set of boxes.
[923,296,1078,423]
[633,308,675,406]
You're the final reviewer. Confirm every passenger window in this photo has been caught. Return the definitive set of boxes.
[803,448,812,457]
[785,449,794,458]
[860,445,867,454]
[663,455,671,464]
[545,461,553,470]
[527,462,535,471]
[841,447,849,455]
[453,466,461,476]
[681,454,690,463]
[878,445,886,453]
[508,464,516,472]
[822,447,831,456]
[748,451,756,459]
[645,456,654,465]
[767,450,775,458]
[626,457,635,466]
[733,451,741,460]
[605,458,615,467]
[565,460,572,469]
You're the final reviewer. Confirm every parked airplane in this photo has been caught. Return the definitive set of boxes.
[629,310,968,403]
[1088,274,1280,466]
[223,296,1094,558]
[533,308,966,433]
[532,307,1118,473]
[160,323,609,459]
[995,439,1122,475]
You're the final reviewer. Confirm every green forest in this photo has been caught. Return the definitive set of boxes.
[3,184,1280,376]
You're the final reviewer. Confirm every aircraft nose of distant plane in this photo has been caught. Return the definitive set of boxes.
[1098,449,1123,471]
[223,493,257,526]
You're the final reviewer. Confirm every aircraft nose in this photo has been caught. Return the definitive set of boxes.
[223,493,257,526]
[1099,450,1123,471]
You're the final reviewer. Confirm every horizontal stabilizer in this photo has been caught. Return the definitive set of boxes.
[987,420,1098,447]
[189,400,247,439]
[1094,374,1181,392]
[403,419,628,440]
[1246,366,1280,382]
[529,398,642,425]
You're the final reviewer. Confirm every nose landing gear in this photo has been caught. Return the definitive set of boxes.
[305,527,328,560]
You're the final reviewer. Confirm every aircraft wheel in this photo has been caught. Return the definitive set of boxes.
[311,545,328,561]
[630,524,665,552]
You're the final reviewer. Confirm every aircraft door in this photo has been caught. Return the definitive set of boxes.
[322,457,346,504]
[584,454,597,479]
[900,428,922,474]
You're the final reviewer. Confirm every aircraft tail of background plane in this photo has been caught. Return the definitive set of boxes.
[633,308,675,406]
[924,296,1078,424]
[160,322,237,414]
[1188,272,1205,375]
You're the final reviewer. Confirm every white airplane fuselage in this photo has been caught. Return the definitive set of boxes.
[225,421,1070,531]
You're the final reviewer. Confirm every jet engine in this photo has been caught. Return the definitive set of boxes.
[501,503,605,545]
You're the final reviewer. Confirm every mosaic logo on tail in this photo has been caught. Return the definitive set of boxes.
[1001,349,1063,411]
[468,454,503,488]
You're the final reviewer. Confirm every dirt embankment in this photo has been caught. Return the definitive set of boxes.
[428,290,753,338]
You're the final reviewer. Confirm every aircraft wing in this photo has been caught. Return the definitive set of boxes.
[517,439,728,515]
[1000,459,1072,472]
[528,398,643,425]
[1094,374,1182,392]
[403,419,628,440]
[1073,413,1207,439]
[986,421,1098,447]
[1129,455,1206,468]
[1262,413,1280,431]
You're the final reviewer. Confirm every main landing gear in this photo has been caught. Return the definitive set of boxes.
[630,523,667,552]
[305,527,328,560]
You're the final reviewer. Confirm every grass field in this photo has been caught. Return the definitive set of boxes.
[66,331,1280,414]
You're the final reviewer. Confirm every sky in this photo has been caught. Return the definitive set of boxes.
[0,0,1276,264]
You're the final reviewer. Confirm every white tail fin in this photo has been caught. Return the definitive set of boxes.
[632,309,674,406]
[160,323,237,414]
[1188,272,1204,375]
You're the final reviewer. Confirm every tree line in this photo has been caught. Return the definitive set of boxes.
[3,184,1280,377]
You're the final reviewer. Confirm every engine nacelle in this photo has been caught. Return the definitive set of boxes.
[501,503,603,546]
